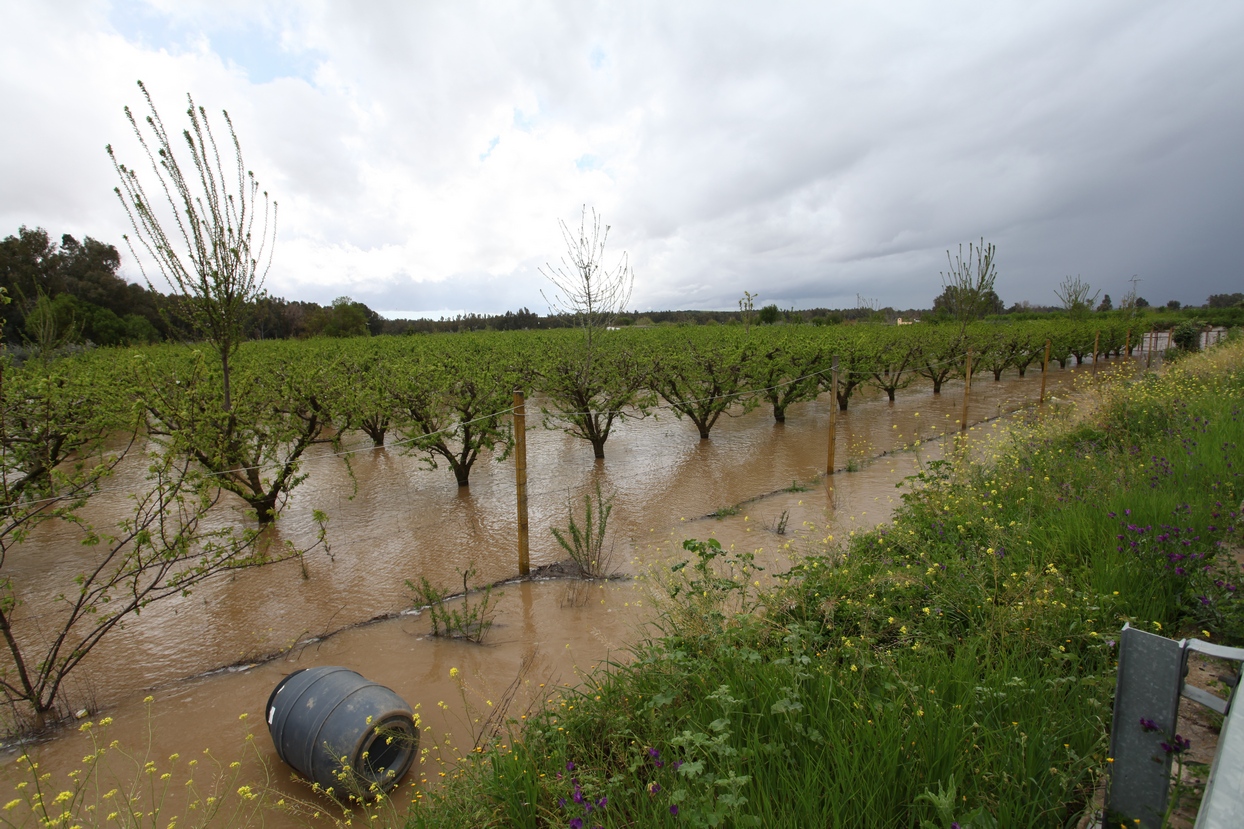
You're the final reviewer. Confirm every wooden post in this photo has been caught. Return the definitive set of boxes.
[1039,339,1050,406]
[1147,327,1155,369]
[826,355,838,475]
[1092,330,1100,376]
[960,349,972,433]
[514,390,530,576]
[1124,328,1131,359]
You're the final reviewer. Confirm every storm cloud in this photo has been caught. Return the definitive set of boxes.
[1,0,1240,317]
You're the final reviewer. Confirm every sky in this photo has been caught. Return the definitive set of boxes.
[1,1,1241,319]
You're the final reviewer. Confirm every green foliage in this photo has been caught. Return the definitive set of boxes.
[405,340,1244,829]
[738,291,758,332]
[407,566,498,643]
[916,775,997,829]
[535,328,653,459]
[935,239,1002,326]
[550,483,616,578]
[650,327,759,439]
[0,350,323,729]
[1055,275,1099,320]
[0,226,166,345]
[1172,321,1203,352]
[756,304,780,325]
[307,296,373,338]
[1207,293,1244,309]
[389,335,517,487]
[109,80,275,413]
[747,327,826,423]
[136,341,340,523]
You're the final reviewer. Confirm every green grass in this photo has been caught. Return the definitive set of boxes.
[406,340,1244,828]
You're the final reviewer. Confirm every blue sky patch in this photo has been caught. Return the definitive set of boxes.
[109,3,320,84]
[512,108,536,131]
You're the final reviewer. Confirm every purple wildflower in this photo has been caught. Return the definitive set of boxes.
[1161,734,1191,754]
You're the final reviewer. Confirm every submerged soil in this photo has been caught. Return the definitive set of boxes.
[1,358,1110,822]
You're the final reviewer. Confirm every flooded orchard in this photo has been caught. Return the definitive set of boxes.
[2,361,1096,820]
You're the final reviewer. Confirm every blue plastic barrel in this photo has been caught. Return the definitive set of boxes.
[266,666,418,794]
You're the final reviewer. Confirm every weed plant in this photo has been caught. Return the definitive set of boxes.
[406,566,498,643]
[765,509,790,535]
[551,484,617,579]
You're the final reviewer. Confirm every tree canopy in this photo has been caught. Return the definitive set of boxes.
[0,227,164,346]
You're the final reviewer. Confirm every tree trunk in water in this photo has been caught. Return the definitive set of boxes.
[931,377,943,394]
[252,493,279,526]
[26,705,48,733]
[454,466,471,487]
[773,403,786,423]
[886,389,896,403]
[591,437,606,459]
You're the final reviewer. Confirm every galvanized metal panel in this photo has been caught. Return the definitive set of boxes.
[1107,624,1184,828]
[1194,685,1244,829]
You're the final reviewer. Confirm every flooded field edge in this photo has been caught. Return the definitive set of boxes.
[0,359,1118,825]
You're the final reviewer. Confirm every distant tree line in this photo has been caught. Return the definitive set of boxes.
[0,226,164,346]
[5,225,1241,352]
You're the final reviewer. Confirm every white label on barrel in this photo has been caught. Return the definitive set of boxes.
[268,706,275,725]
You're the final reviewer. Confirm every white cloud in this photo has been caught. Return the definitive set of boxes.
[2,0,1242,315]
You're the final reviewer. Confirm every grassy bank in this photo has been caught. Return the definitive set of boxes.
[408,340,1243,828]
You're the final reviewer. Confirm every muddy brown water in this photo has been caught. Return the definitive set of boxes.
[1,360,1111,821]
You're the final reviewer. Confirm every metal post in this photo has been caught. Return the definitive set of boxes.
[514,390,530,576]
[1147,327,1155,369]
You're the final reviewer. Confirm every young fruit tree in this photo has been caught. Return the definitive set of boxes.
[108,82,326,525]
[934,238,1002,327]
[0,347,323,732]
[538,207,648,460]
[108,80,274,413]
